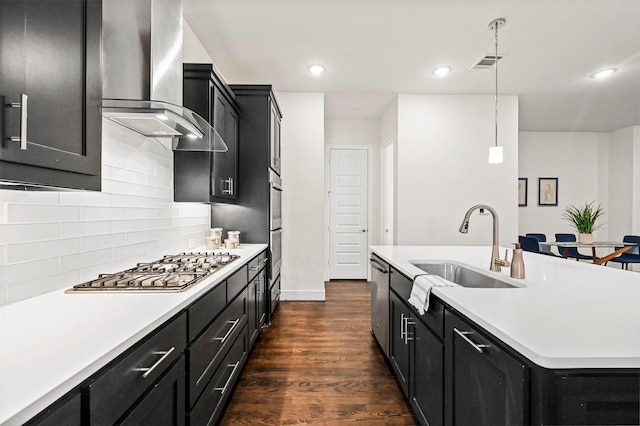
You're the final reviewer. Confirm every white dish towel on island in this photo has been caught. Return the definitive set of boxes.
[408,274,458,315]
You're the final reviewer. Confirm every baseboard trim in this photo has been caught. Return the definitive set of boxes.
[281,289,326,301]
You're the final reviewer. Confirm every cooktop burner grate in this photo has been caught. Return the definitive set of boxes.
[66,252,239,293]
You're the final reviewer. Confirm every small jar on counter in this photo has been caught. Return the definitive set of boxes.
[224,238,235,249]
[227,231,241,248]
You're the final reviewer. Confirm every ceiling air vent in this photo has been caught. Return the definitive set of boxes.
[470,54,503,70]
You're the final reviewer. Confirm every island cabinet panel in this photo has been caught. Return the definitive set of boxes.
[389,267,445,426]
[444,309,528,426]
[389,290,411,397]
[530,369,640,425]
[88,313,188,426]
[0,0,102,190]
[26,391,81,426]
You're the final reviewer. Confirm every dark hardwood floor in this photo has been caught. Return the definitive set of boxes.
[219,280,415,425]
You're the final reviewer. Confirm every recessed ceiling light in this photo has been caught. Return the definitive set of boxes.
[591,68,617,79]
[433,66,451,77]
[308,64,325,75]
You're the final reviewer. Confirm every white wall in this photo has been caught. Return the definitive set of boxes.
[325,119,381,247]
[380,97,399,244]
[0,121,211,306]
[395,94,519,247]
[518,131,609,240]
[277,92,326,301]
[182,19,214,64]
[608,126,636,239]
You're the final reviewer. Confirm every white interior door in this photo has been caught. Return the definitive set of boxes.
[329,148,368,279]
[382,140,395,245]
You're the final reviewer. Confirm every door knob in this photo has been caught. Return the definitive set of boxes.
[360,229,367,233]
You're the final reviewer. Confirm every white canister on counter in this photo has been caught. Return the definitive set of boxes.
[224,239,235,249]
[228,231,240,248]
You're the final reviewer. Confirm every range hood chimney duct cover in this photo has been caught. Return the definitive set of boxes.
[101,0,227,152]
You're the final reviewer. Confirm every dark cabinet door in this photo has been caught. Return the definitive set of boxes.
[177,64,238,203]
[256,268,267,329]
[120,357,186,426]
[269,102,281,175]
[389,291,411,397]
[445,310,527,426]
[411,318,444,426]
[0,0,101,190]
[210,88,238,201]
[248,277,258,346]
[26,392,81,426]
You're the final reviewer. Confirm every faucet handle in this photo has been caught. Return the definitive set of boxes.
[495,249,511,269]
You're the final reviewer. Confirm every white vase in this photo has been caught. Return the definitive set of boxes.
[578,233,593,243]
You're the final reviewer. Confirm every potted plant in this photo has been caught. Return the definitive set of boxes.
[562,201,605,243]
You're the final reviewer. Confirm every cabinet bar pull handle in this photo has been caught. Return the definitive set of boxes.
[454,328,489,353]
[222,177,234,195]
[400,313,406,341]
[134,346,175,378]
[10,94,28,150]
[250,265,260,271]
[213,319,240,344]
[405,318,415,343]
[214,361,241,395]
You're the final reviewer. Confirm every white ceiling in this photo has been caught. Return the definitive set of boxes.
[183,0,640,132]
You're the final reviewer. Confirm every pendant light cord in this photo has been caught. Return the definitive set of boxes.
[494,23,499,149]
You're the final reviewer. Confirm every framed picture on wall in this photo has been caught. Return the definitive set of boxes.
[538,177,558,206]
[518,178,528,207]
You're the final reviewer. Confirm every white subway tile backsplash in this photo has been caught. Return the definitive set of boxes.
[0,223,60,244]
[0,121,210,306]
[81,206,126,221]
[8,238,81,264]
[2,257,60,286]
[7,204,80,223]
[60,248,113,271]
[60,221,113,238]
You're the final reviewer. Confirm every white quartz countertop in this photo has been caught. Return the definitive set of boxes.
[371,245,640,370]
[0,244,267,426]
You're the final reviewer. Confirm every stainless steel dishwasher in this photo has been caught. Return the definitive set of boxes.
[369,254,390,357]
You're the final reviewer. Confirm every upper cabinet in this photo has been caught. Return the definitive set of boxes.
[175,64,239,203]
[0,0,102,191]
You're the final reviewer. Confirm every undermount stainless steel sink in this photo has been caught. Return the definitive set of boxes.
[411,262,523,289]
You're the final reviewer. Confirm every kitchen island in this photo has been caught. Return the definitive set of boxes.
[0,244,267,426]
[371,245,640,425]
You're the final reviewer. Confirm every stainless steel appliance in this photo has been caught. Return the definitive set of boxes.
[370,254,390,356]
[269,171,282,285]
[66,252,239,293]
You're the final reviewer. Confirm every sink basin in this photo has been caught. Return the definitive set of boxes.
[411,262,522,288]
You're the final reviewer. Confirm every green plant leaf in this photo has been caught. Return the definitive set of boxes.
[562,201,605,234]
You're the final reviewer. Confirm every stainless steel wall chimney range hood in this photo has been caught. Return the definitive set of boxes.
[102,0,227,152]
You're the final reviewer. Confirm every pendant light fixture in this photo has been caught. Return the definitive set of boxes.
[488,18,506,164]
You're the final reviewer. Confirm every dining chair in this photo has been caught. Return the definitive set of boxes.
[608,235,640,270]
[554,233,592,261]
[519,235,541,254]
[525,233,547,242]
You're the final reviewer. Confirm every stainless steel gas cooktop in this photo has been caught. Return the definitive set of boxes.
[66,252,239,293]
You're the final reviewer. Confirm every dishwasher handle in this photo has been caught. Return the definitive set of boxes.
[369,258,389,274]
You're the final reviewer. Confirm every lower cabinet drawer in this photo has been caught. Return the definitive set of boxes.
[89,313,187,426]
[188,288,248,408]
[189,324,249,426]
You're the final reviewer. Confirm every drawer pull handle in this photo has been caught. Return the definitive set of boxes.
[213,319,240,344]
[222,177,234,195]
[405,318,415,343]
[10,94,28,150]
[250,265,261,271]
[260,257,268,263]
[134,346,175,379]
[454,328,489,353]
[215,361,240,395]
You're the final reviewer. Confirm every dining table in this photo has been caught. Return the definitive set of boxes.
[539,241,636,265]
